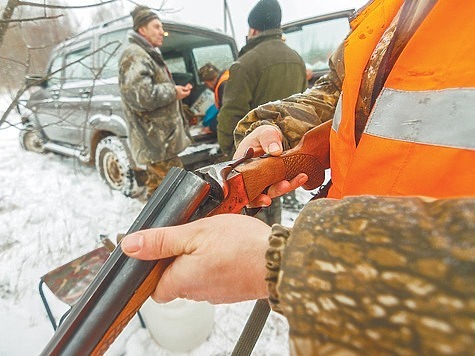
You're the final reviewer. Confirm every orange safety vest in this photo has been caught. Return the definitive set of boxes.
[328,0,475,199]
[214,69,229,109]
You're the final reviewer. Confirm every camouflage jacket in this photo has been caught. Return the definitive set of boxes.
[119,31,190,165]
[217,28,307,158]
[267,196,475,355]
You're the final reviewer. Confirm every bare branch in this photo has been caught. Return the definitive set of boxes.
[0,40,122,128]
[16,0,119,10]
[0,84,28,129]
[0,0,20,47]
[0,14,63,23]
[124,0,180,14]
[0,55,28,67]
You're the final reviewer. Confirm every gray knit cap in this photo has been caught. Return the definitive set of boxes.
[131,6,159,31]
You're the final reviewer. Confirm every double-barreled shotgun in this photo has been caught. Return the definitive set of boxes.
[40,121,331,355]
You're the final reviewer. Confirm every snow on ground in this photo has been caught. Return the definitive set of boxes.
[0,96,313,355]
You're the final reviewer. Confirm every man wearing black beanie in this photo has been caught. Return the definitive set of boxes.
[217,0,307,225]
[247,0,282,31]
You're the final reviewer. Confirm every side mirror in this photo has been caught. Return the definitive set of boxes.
[25,75,47,88]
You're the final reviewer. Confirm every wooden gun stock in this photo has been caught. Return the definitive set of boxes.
[40,120,331,355]
[210,119,331,215]
[239,119,331,193]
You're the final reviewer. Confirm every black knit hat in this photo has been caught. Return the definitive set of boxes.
[247,0,282,31]
[131,6,159,31]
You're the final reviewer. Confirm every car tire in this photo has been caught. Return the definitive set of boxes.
[95,136,144,198]
[20,126,45,153]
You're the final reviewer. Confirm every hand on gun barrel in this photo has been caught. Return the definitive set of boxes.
[40,121,331,355]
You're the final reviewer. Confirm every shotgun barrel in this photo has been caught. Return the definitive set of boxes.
[40,120,332,355]
[40,168,219,355]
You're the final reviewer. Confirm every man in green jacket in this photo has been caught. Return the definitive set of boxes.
[218,0,307,224]
[218,0,307,158]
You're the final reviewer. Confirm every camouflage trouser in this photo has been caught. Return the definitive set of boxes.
[254,197,282,226]
[145,157,184,198]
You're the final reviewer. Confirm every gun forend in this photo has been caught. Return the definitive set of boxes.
[40,169,215,355]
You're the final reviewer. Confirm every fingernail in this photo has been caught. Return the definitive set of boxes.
[122,234,143,253]
[267,143,280,154]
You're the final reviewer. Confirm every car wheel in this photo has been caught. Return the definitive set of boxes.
[95,136,144,198]
[20,127,45,153]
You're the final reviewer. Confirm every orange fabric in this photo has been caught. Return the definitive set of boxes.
[386,1,475,90]
[340,135,475,198]
[330,0,404,197]
[214,69,229,109]
[328,0,475,199]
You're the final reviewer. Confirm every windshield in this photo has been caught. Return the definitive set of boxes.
[284,17,350,72]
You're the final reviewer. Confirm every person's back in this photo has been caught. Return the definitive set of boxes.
[229,30,306,111]
[218,0,306,225]
[217,0,307,159]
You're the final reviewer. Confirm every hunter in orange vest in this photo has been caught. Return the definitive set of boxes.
[329,0,475,199]
[122,1,475,354]
[198,63,229,109]
[198,63,230,132]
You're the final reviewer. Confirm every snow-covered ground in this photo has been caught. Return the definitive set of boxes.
[0,95,314,355]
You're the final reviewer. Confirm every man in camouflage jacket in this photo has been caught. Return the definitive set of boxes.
[119,6,191,197]
[229,1,475,352]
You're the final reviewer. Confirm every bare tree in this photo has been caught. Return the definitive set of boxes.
[0,0,122,128]
[0,0,19,48]
[0,0,173,128]
[0,0,119,48]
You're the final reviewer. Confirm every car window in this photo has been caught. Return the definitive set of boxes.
[284,17,349,72]
[193,44,235,73]
[165,56,187,73]
[64,45,94,81]
[48,56,63,86]
[98,29,127,79]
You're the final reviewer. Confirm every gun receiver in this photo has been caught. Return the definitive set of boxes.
[40,120,331,355]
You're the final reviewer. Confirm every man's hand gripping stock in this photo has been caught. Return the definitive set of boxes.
[233,124,309,208]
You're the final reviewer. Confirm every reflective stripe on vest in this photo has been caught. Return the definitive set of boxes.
[332,93,343,132]
[328,0,475,199]
[366,88,475,150]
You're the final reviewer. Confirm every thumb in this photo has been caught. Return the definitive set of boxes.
[233,125,283,159]
[121,226,192,260]
[260,126,283,156]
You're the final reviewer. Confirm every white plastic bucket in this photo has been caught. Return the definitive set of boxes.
[139,298,215,352]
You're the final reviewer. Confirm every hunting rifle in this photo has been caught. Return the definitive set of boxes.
[40,120,331,355]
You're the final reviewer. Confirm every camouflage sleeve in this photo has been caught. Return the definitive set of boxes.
[234,43,344,150]
[267,196,475,354]
[119,50,176,112]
